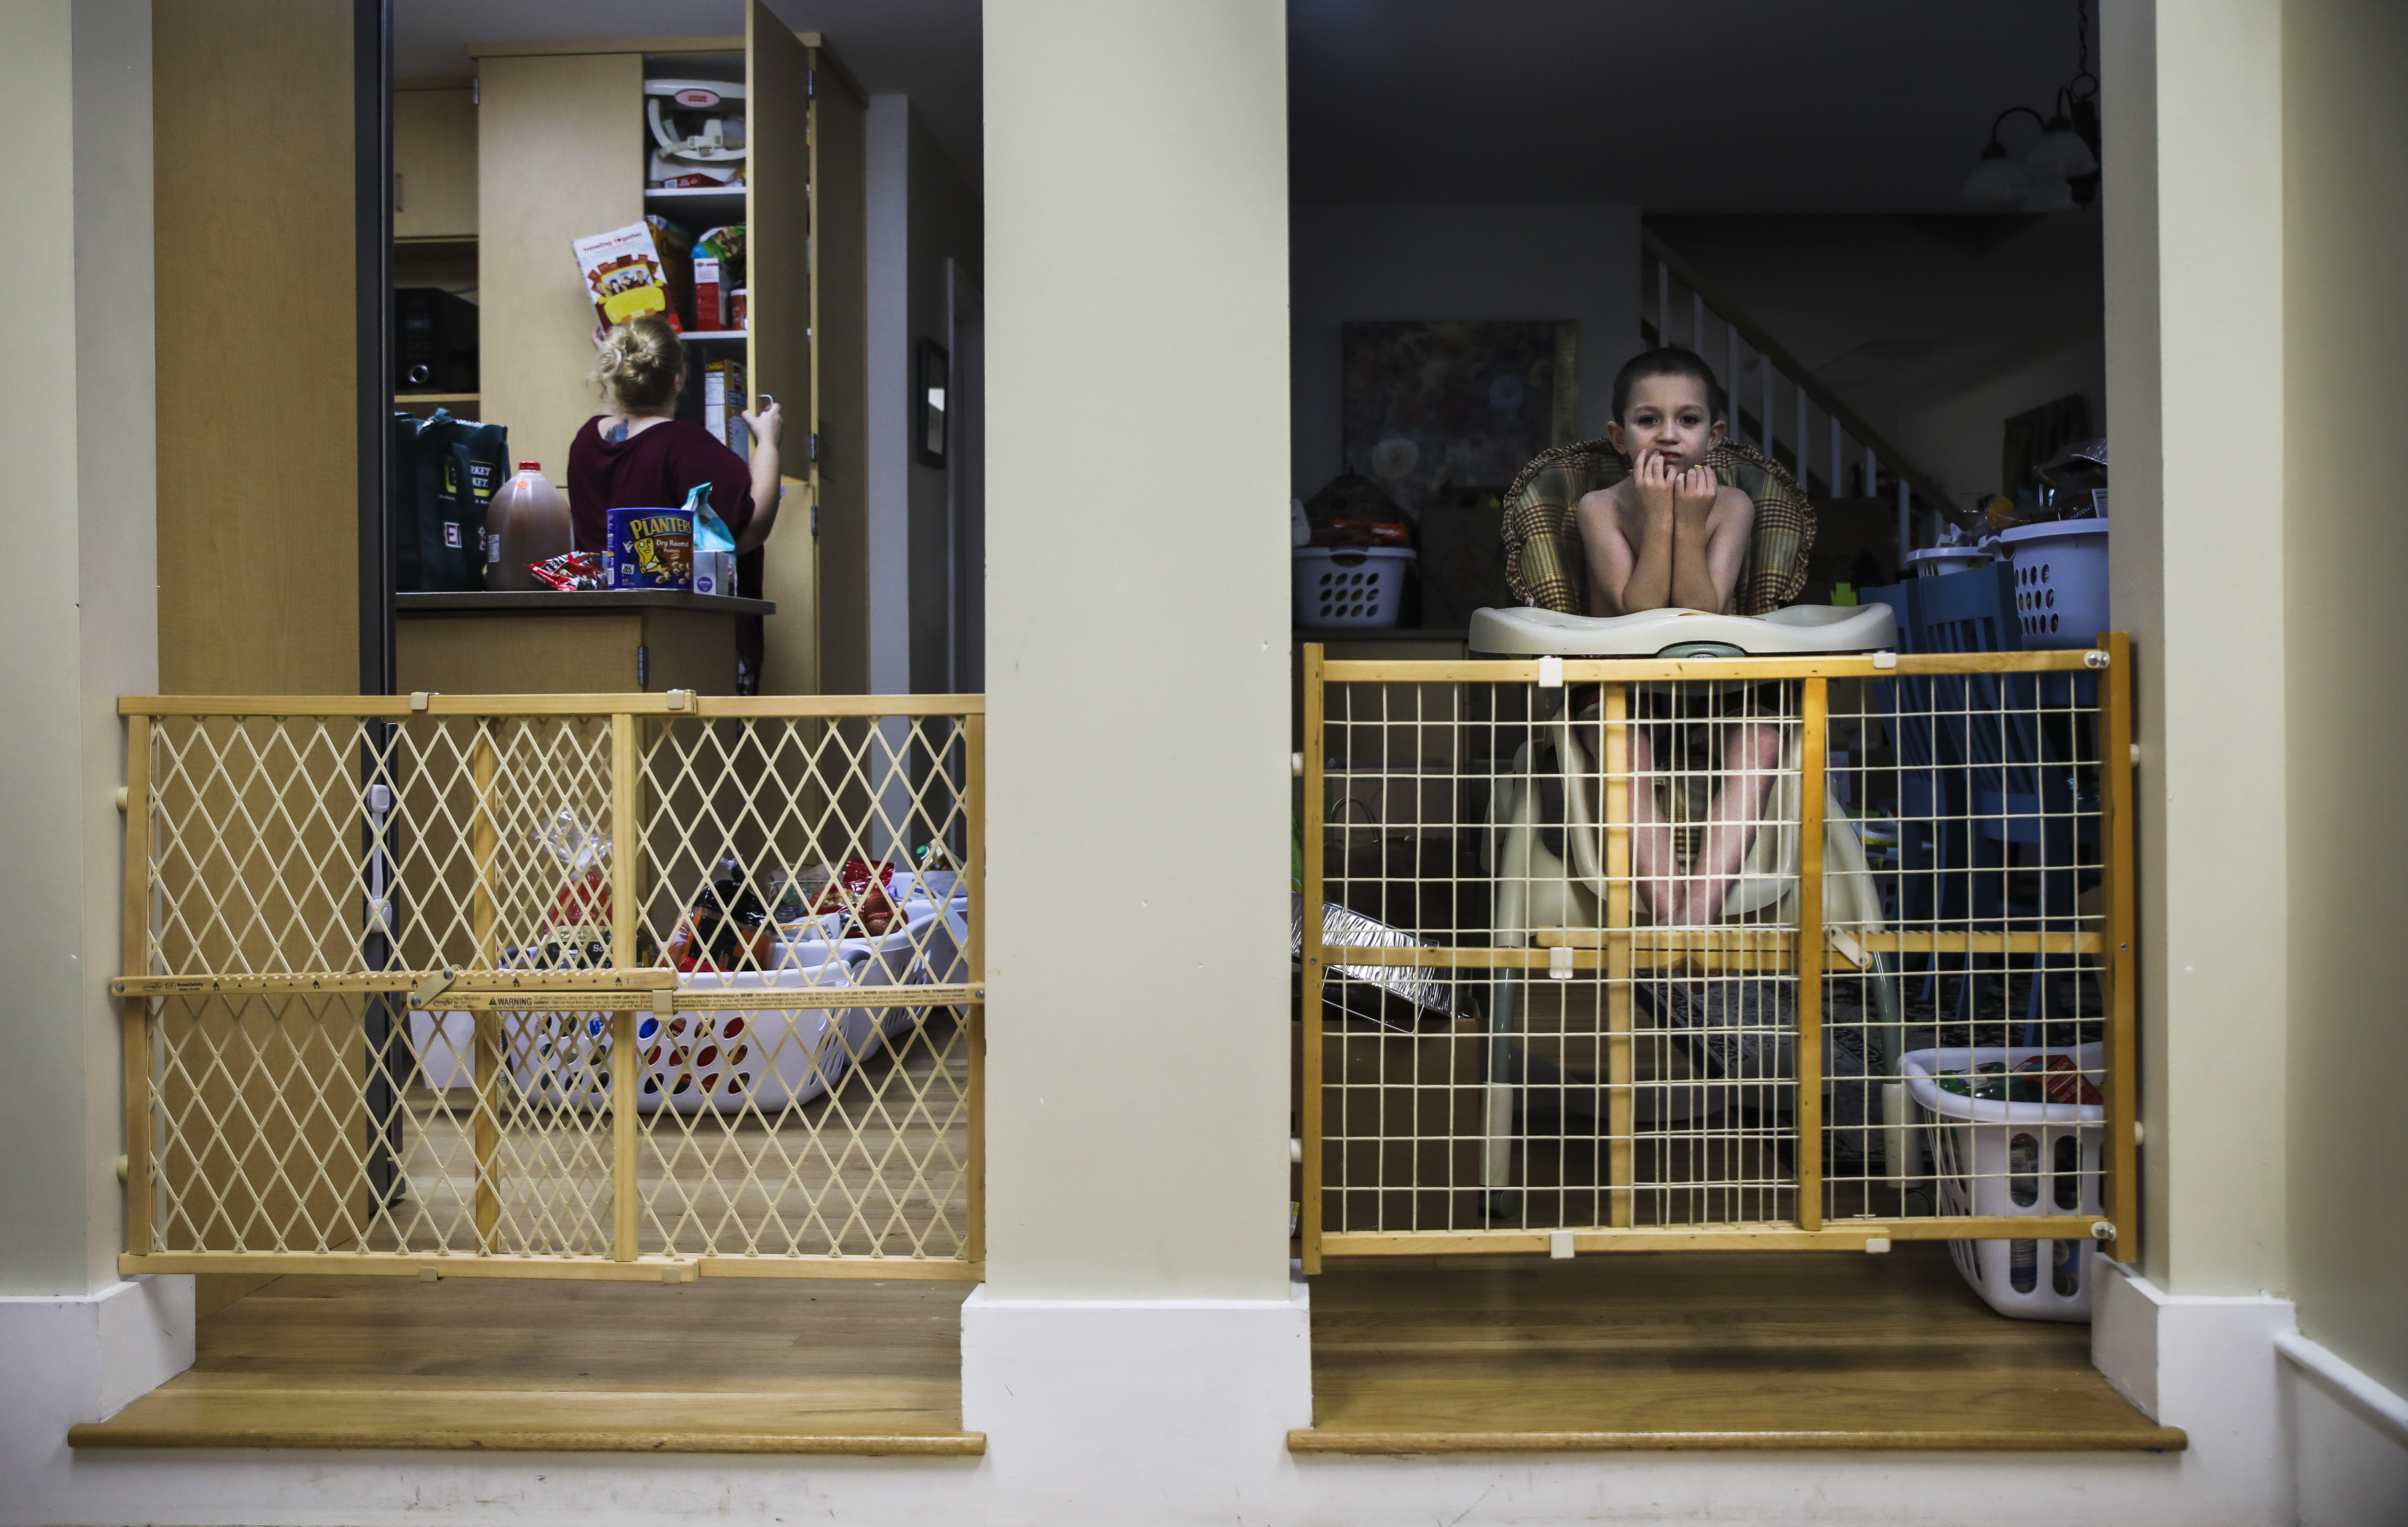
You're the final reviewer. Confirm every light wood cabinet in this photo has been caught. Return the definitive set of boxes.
[469,7,861,695]
[393,80,478,239]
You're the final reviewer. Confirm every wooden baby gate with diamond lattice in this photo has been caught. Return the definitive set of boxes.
[114,692,983,1282]
[1299,639,2138,1278]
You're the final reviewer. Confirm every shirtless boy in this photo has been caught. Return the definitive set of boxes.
[1574,348,1777,925]
[1575,347,1755,617]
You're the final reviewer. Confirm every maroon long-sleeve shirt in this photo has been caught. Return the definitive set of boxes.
[565,415,766,683]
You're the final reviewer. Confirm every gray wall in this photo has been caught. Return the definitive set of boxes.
[866,95,982,696]
[0,0,157,1295]
[1288,205,1639,505]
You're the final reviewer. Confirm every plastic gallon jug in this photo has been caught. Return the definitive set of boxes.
[492,463,571,591]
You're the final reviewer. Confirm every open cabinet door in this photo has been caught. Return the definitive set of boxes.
[748,3,819,694]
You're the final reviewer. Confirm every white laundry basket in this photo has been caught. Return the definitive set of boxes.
[1902,1043,2106,1322]
[1294,546,1414,629]
[411,956,868,1116]
[1999,519,2109,649]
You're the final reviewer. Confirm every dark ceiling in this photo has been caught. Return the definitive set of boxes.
[401,1,2100,214]
[1286,0,2098,211]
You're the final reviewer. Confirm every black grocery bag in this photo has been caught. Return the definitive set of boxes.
[393,409,509,591]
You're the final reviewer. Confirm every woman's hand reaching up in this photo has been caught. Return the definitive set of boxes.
[740,395,783,451]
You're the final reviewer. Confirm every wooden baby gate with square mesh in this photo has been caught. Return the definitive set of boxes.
[113,692,983,1282]
[1299,638,2138,1276]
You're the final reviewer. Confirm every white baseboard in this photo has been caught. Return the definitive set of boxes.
[0,1275,194,1526]
[2277,1331,2408,1527]
[2091,1259,2295,1524]
[0,1275,193,1422]
[960,1278,1312,1524]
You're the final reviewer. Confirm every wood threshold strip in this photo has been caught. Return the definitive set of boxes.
[70,1420,985,1456]
[1286,1425,2187,1454]
[120,1252,983,1282]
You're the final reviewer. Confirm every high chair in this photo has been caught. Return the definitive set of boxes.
[1468,602,1904,1213]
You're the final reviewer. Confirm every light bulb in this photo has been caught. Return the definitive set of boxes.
[1960,144,2030,203]
[2025,117,2099,179]
[2021,173,2075,213]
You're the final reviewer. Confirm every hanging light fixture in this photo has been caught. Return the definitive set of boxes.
[2019,172,2076,213]
[1960,140,2031,203]
[1960,0,2102,209]
[2025,113,2100,179]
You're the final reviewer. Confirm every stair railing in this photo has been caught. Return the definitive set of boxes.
[1641,226,1963,569]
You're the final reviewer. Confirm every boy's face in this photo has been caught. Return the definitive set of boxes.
[1607,373,1726,471]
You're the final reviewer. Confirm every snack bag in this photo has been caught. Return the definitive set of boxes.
[813,857,898,938]
[573,221,680,330]
[526,550,606,591]
[684,484,738,597]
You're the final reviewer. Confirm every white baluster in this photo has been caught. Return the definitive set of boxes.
[1728,326,1741,443]
[1761,365,1773,463]
[1796,383,1809,487]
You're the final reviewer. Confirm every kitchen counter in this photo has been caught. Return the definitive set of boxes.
[397,590,777,617]
[395,589,777,695]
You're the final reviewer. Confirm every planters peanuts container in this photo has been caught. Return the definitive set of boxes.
[607,507,693,591]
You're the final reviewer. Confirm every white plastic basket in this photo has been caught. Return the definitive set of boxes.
[1901,1043,2105,1322]
[1999,519,2109,649]
[409,955,866,1116]
[1294,546,1414,629]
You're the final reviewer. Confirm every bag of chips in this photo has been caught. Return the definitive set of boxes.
[813,856,899,938]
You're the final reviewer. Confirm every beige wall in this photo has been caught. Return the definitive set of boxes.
[2102,0,2290,1298]
[2281,0,2408,1397]
[0,0,157,1294]
[982,0,1292,1298]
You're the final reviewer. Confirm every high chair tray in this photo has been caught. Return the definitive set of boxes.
[1468,603,1896,657]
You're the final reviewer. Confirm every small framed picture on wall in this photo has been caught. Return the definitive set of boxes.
[918,340,950,467]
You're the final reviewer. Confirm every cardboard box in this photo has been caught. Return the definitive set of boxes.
[573,221,678,330]
[703,356,749,454]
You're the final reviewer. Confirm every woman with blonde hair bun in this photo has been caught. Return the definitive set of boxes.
[567,313,785,691]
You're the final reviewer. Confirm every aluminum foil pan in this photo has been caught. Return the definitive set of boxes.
[1290,892,1465,1029]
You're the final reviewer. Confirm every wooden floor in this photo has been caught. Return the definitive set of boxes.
[1293,1246,2185,1453]
[70,1274,981,1455]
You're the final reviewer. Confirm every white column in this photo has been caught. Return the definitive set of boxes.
[2104,0,2289,1298]
[983,0,1291,1301]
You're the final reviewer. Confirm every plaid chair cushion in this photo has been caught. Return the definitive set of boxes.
[1500,436,1817,617]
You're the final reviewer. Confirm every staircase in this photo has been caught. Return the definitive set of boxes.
[1639,225,1958,591]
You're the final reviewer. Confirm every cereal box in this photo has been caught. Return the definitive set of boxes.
[573,222,680,330]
